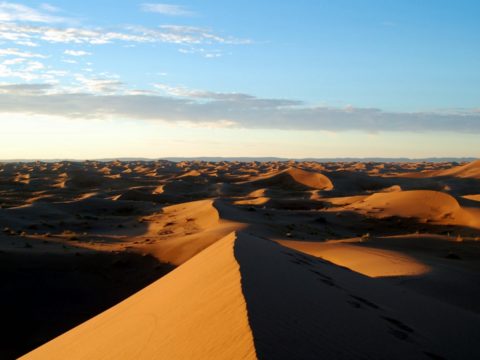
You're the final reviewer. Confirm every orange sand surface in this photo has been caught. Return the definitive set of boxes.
[1,159,479,359]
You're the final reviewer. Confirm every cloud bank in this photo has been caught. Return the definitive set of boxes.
[0,83,479,133]
[0,2,477,135]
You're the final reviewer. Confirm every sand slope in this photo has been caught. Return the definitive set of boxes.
[136,199,245,265]
[345,190,480,228]
[403,160,480,179]
[3,160,480,359]
[349,190,460,219]
[437,160,480,178]
[244,167,333,191]
[464,194,480,202]
[23,232,480,359]
[236,233,480,359]
[277,239,429,277]
[21,232,257,360]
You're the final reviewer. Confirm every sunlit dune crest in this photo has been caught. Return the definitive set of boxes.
[402,160,480,179]
[21,233,257,360]
[242,167,334,191]
[21,232,480,359]
[345,190,480,229]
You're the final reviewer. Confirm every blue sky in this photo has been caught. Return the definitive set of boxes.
[0,1,479,159]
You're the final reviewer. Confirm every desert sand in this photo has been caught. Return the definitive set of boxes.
[1,159,480,359]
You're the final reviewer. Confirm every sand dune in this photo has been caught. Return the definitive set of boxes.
[234,196,270,206]
[348,190,460,218]
[21,233,257,360]
[436,160,480,178]
[237,234,480,359]
[281,233,480,313]
[277,239,430,277]
[403,160,480,179]
[463,194,480,202]
[22,232,480,359]
[344,189,480,228]
[244,167,334,191]
[2,159,480,359]
[133,199,245,265]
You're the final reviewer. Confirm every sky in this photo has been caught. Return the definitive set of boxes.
[0,0,479,159]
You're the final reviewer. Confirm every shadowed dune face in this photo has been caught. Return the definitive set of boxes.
[21,233,257,360]
[235,234,480,360]
[0,250,174,360]
[21,232,480,360]
[278,235,480,313]
[2,159,480,359]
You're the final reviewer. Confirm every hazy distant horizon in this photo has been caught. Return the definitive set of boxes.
[1,156,478,163]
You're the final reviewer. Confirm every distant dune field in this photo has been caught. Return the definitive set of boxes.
[1,159,480,359]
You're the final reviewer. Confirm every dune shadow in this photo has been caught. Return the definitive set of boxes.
[233,233,451,359]
[0,249,175,359]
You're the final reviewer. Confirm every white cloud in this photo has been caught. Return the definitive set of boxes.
[204,52,221,58]
[15,40,38,46]
[0,60,49,80]
[2,57,25,65]
[157,25,250,44]
[74,75,124,94]
[0,83,478,133]
[0,48,46,58]
[0,83,53,94]
[24,60,44,71]
[175,119,237,128]
[64,49,92,56]
[178,47,224,58]
[154,83,256,101]
[141,3,194,16]
[0,23,249,47]
[46,69,68,77]
[0,2,65,23]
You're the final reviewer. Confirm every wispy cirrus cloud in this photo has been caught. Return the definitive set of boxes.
[127,25,251,45]
[141,3,194,16]
[0,23,250,46]
[0,47,46,58]
[0,60,48,80]
[0,2,67,23]
[73,75,124,94]
[154,83,258,101]
[0,21,247,83]
[64,49,91,56]
[1,83,479,133]
[0,0,251,90]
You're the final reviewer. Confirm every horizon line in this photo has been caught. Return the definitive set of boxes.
[1,156,478,163]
